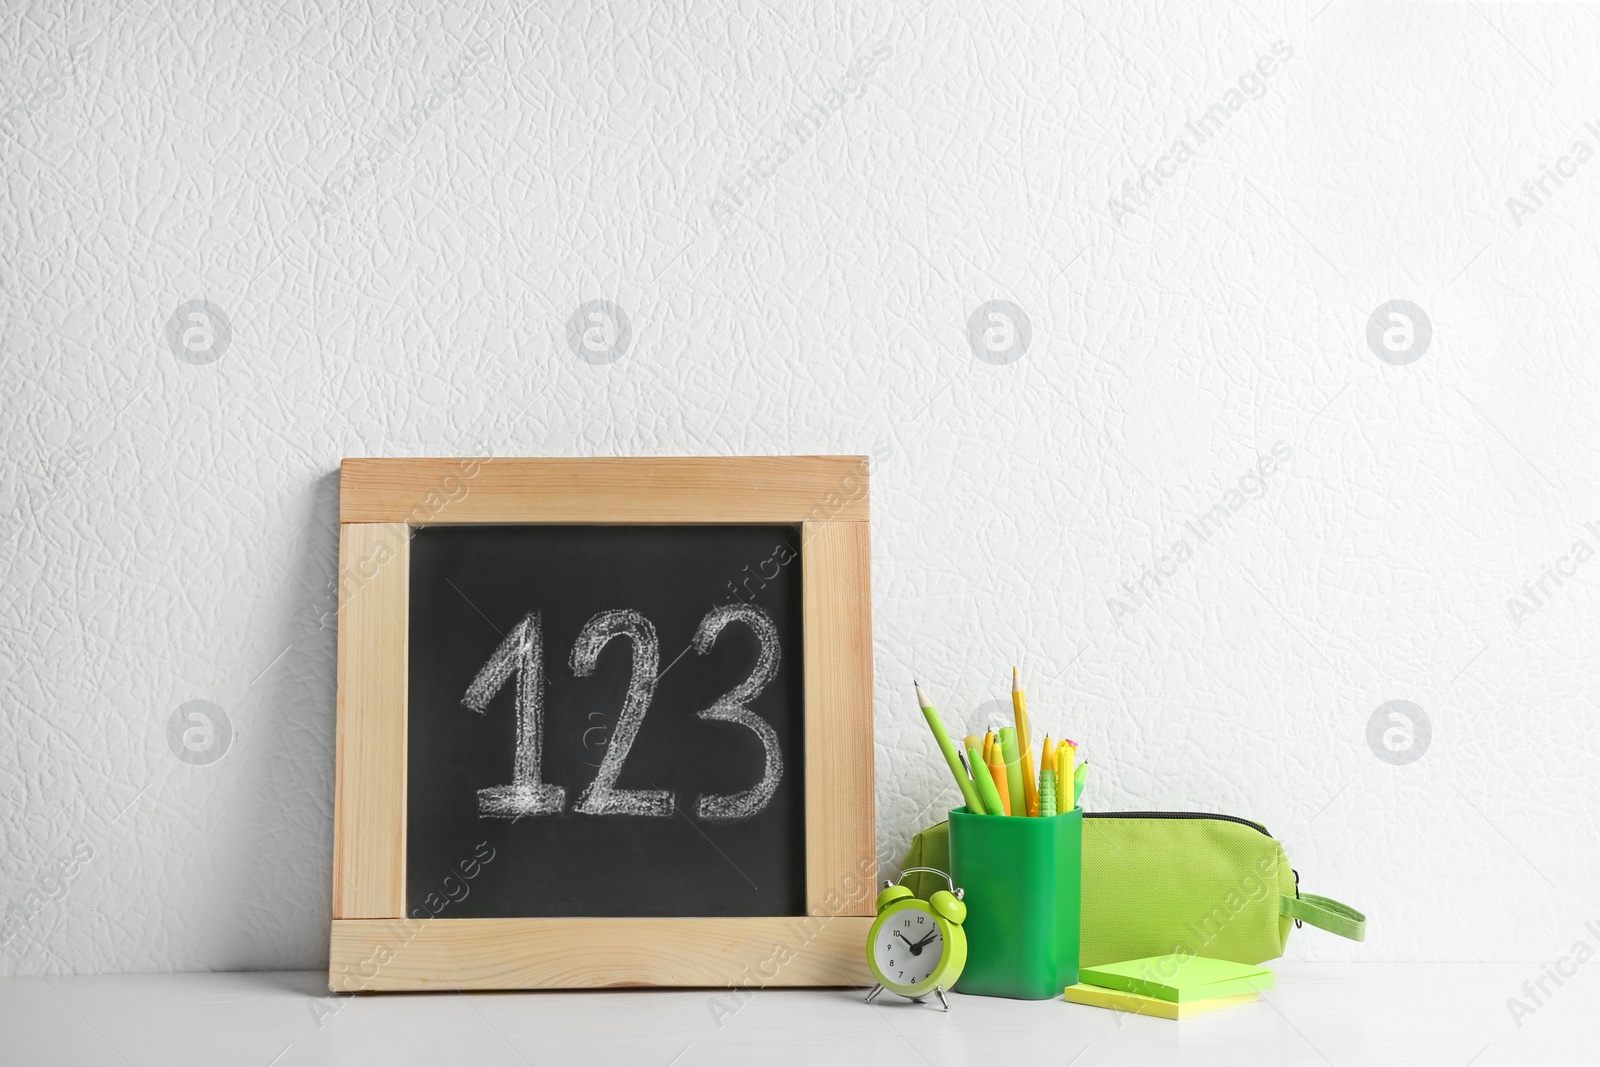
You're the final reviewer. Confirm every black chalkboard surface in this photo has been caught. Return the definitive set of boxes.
[407,524,806,919]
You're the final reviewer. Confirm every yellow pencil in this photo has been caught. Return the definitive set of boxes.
[1053,741,1065,814]
[983,729,996,765]
[1058,740,1076,814]
[1013,666,1038,817]
[1040,735,1055,781]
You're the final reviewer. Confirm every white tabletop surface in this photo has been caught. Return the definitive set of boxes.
[0,964,1590,1066]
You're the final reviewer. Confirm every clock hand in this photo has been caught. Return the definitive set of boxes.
[910,929,939,949]
[894,928,929,955]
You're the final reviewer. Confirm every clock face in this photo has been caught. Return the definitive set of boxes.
[872,908,944,989]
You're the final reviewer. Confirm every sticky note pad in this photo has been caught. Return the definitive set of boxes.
[1063,983,1259,1020]
[1078,955,1274,1003]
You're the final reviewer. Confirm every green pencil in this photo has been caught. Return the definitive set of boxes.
[998,727,1024,816]
[915,681,986,814]
[1074,761,1088,808]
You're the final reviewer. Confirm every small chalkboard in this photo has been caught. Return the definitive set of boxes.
[329,457,876,990]
[407,524,806,918]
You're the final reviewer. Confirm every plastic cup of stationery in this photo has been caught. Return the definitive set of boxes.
[948,806,1082,1000]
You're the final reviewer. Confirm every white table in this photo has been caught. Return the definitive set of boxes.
[0,964,1589,1065]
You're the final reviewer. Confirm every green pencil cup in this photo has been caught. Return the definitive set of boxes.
[948,807,1081,1000]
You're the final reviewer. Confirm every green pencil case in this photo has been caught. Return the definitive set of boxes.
[901,810,1365,968]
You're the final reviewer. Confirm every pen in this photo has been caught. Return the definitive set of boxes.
[967,742,1008,817]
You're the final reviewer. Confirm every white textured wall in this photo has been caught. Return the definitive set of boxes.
[4,0,1598,975]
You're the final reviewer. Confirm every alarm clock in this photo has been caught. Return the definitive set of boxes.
[863,867,967,1010]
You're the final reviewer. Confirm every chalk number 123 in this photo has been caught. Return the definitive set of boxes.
[459,604,783,823]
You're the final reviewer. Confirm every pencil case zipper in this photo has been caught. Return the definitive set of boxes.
[1084,811,1271,837]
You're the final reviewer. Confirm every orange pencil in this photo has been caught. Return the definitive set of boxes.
[985,740,1011,815]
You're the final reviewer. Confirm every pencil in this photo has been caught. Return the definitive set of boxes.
[914,681,987,814]
[999,726,1024,816]
[985,735,1011,815]
[1057,741,1074,814]
[1013,667,1038,817]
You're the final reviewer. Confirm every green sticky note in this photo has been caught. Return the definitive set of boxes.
[1079,955,1275,1004]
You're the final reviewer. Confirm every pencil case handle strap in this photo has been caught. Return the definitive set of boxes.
[1279,892,1366,941]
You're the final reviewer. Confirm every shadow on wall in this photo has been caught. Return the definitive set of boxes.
[193,469,342,970]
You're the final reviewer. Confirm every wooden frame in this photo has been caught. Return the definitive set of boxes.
[331,457,875,991]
